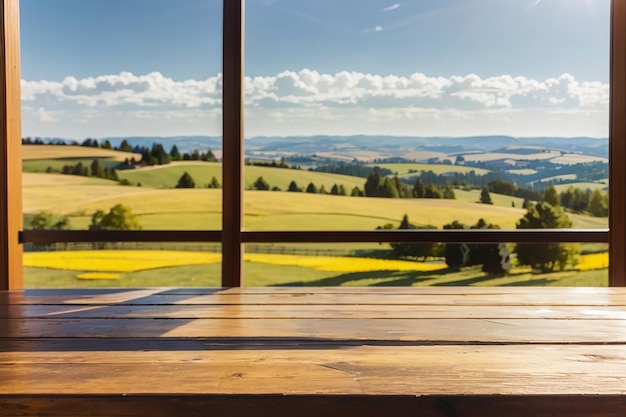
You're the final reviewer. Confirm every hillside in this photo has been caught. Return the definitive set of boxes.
[22,145,140,161]
[23,173,607,232]
[115,162,366,190]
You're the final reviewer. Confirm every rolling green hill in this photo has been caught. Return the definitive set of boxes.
[116,161,366,191]
[367,162,491,176]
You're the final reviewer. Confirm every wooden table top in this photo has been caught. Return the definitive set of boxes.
[1,287,626,417]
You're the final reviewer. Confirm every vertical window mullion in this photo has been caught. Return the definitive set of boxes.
[221,0,245,287]
[0,0,22,290]
[609,0,626,286]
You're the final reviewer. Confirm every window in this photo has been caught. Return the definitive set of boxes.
[2,0,624,289]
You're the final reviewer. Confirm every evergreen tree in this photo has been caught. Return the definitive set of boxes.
[479,187,493,204]
[305,182,318,194]
[543,185,560,206]
[101,140,112,149]
[169,145,181,161]
[288,181,301,192]
[175,172,196,188]
[90,159,104,178]
[203,150,218,162]
[364,169,384,197]
[412,178,425,198]
[118,139,133,152]
[207,176,221,189]
[350,186,363,197]
[253,176,270,191]
[442,186,456,199]
[587,189,608,217]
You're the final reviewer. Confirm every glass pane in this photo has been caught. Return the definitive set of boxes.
[243,0,609,286]
[21,0,223,234]
[24,242,221,288]
[243,243,608,287]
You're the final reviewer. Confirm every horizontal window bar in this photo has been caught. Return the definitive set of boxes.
[242,229,609,243]
[20,230,222,244]
[20,229,608,244]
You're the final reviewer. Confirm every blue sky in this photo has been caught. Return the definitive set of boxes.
[20,0,610,139]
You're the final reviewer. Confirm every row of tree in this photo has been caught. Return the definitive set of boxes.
[48,159,120,182]
[365,169,456,199]
[380,199,577,274]
[28,204,142,234]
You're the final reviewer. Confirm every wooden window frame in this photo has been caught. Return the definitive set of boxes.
[1,0,623,289]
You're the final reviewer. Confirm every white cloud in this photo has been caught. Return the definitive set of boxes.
[38,107,57,122]
[375,25,384,32]
[21,70,609,138]
[383,4,401,12]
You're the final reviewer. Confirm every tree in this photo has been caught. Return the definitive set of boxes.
[90,159,104,178]
[390,214,437,261]
[515,202,578,273]
[101,140,112,150]
[364,169,384,197]
[587,189,608,217]
[29,211,70,231]
[468,219,507,276]
[479,187,493,204]
[543,185,560,206]
[412,178,425,198]
[443,220,466,269]
[118,139,133,152]
[169,145,181,161]
[89,204,141,231]
[202,150,218,162]
[253,176,270,191]
[350,186,363,197]
[305,182,318,194]
[442,186,455,200]
[288,181,301,192]
[176,172,196,188]
[207,176,221,189]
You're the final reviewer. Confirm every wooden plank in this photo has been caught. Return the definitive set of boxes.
[0,0,22,290]
[2,395,625,417]
[6,289,626,306]
[4,304,626,320]
[1,345,626,395]
[1,317,626,343]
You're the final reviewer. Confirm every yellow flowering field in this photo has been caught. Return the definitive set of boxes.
[25,249,608,276]
[24,250,222,272]
[24,250,447,274]
[244,253,447,273]
[76,272,121,280]
[577,252,609,271]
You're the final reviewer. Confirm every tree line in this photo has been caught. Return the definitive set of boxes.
[379,187,580,274]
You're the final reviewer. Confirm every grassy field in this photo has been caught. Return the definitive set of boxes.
[21,146,609,288]
[366,162,491,176]
[114,162,366,190]
[22,145,141,161]
[24,172,607,231]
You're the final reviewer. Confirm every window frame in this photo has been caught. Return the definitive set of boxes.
[1,0,622,289]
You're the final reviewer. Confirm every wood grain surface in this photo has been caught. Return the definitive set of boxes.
[1,287,626,416]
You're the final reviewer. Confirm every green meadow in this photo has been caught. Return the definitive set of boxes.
[21,145,609,287]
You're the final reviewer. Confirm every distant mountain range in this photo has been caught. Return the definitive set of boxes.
[99,135,608,160]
